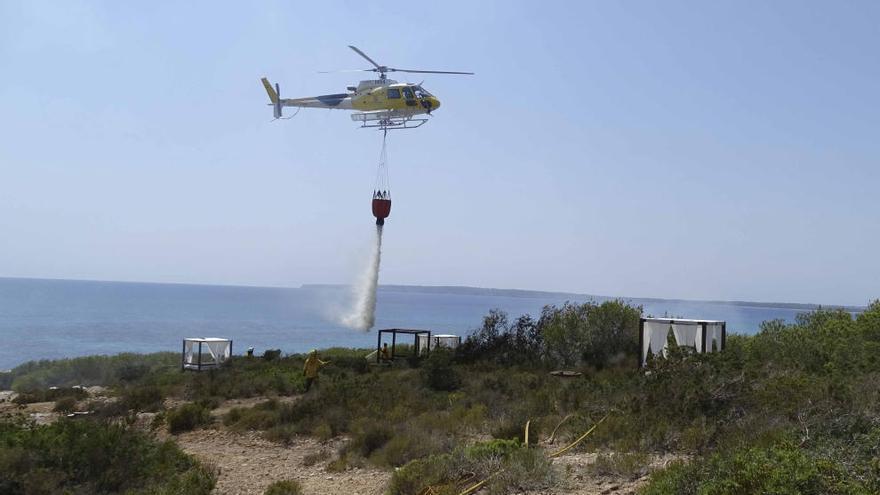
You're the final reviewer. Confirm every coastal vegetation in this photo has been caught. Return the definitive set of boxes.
[1,299,878,493]
[0,418,216,494]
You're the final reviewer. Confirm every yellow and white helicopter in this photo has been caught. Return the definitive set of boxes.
[261,46,473,130]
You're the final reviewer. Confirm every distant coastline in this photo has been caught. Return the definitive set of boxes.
[0,277,867,313]
[303,283,866,313]
[0,277,865,313]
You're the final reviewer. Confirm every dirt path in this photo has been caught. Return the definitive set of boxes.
[175,428,390,495]
[174,424,676,495]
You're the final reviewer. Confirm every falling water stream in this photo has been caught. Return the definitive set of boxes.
[340,224,383,331]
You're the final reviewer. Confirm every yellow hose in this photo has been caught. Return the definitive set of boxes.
[458,471,499,495]
[547,414,574,444]
[548,414,609,458]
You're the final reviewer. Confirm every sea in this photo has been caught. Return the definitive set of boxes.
[0,277,859,370]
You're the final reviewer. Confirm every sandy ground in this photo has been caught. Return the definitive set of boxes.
[176,425,673,495]
[176,428,390,495]
[170,399,677,495]
[0,386,110,425]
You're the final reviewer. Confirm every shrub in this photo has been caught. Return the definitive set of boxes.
[263,349,282,361]
[458,301,641,369]
[120,384,164,412]
[541,300,641,368]
[372,428,443,467]
[388,439,553,495]
[0,418,216,494]
[421,349,461,392]
[589,452,651,480]
[458,310,544,366]
[52,396,78,414]
[387,453,455,495]
[115,363,150,383]
[302,450,330,466]
[13,386,88,405]
[351,422,393,457]
[167,403,212,434]
[223,402,280,431]
[264,479,303,495]
[640,442,871,495]
[6,353,180,391]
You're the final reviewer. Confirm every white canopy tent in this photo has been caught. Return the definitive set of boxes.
[182,338,233,371]
[639,318,726,367]
[417,333,462,353]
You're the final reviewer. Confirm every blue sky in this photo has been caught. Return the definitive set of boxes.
[0,1,877,306]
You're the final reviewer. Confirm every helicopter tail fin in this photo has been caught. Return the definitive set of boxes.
[261,77,282,119]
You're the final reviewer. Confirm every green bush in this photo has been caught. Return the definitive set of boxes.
[457,310,544,366]
[589,452,651,480]
[371,427,446,467]
[0,418,216,494]
[264,479,303,495]
[167,403,212,434]
[351,422,393,457]
[6,353,180,391]
[52,396,78,413]
[263,349,282,361]
[541,300,641,368]
[120,384,165,412]
[421,349,461,391]
[640,442,871,495]
[389,439,553,495]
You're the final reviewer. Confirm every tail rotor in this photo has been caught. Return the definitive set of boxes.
[261,77,284,120]
[273,83,282,119]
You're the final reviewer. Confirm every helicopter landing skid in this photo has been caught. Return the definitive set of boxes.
[351,112,428,130]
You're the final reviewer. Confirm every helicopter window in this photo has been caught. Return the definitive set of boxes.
[414,86,433,98]
[387,88,401,99]
[402,87,414,99]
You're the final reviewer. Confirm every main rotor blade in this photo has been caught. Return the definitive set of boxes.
[390,68,475,75]
[348,45,382,70]
[317,69,375,73]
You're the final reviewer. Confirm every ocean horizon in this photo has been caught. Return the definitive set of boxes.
[0,277,863,370]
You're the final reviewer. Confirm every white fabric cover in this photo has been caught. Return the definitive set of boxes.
[205,341,230,362]
[642,320,724,364]
[184,340,195,364]
[706,324,723,352]
[643,321,673,364]
[183,338,231,367]
[672,323,698,348]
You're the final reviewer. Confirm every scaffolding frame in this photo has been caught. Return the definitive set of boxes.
[376,328,431,363]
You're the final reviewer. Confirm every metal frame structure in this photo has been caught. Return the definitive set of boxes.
[638,318,726,368]
[376,328,431,363]
[181,338,233,372]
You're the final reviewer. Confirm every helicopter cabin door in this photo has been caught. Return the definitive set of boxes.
[401,86,418,107]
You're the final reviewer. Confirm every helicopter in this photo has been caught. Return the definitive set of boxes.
[261,45,473,130]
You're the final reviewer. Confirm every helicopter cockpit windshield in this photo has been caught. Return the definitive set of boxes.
[413,86,433,99]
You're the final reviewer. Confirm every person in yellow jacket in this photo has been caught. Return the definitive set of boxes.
[303,349,329,392]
